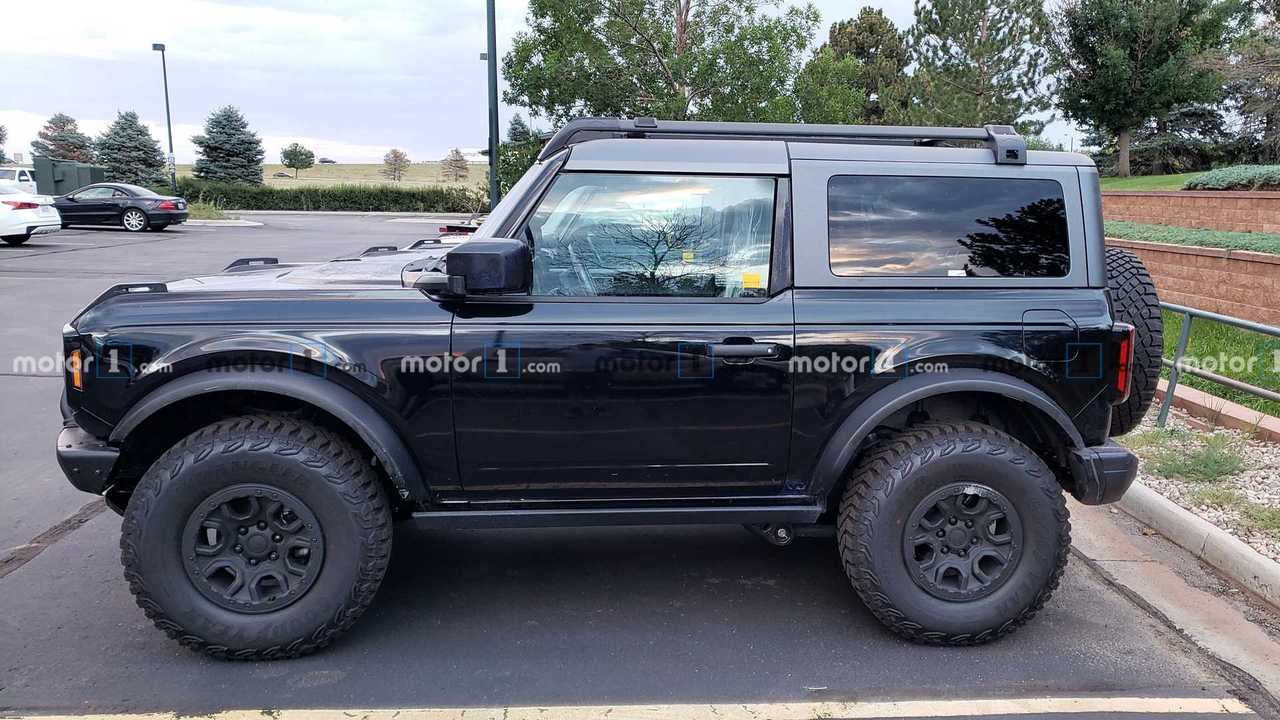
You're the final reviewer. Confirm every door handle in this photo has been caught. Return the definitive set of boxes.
[709,340,781,364]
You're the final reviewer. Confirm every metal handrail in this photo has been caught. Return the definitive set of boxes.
[1155,301,1280,426]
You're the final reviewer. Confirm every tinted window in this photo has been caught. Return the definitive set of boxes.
[75,187,115,199]
[523,173,775,298]
[0,170,14,181]
[116,184,159,197]
[828,176,1070,278]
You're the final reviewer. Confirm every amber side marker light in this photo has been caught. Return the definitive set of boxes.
[69,349,83,390]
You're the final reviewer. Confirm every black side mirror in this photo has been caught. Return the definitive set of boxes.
[413,238,529,297]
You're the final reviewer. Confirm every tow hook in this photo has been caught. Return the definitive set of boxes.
[748,523,795,547]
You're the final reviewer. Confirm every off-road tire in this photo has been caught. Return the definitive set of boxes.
[837,422,1070,645]
[1106,247,1162,436]
[121,414,392,660]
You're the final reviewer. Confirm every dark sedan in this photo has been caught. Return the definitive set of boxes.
[54,183,188,233]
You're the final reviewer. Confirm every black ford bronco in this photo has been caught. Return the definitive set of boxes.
[56,118,1162,658]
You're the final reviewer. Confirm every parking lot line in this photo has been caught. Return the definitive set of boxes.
[9,696,1255,719]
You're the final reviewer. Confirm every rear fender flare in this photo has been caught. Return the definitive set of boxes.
[809,369,1085,501]
[109,367,425,499]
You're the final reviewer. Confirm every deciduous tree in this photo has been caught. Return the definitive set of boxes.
[94,111,165,186]
[280,142,315,178]
[192,106,266,184]
[31,113,95,162]
[1051,0,1235,176]
[503,0,819,123]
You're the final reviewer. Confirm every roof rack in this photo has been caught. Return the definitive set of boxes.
[537,117,1027,165]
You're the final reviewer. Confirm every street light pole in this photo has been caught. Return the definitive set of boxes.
[485,0,500,210]
[152,43,177,193]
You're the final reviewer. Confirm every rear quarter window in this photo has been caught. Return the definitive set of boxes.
[827,176,1070,278]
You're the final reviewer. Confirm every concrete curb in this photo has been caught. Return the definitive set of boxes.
[230,210,475,218]
[1117,481,1280,609]
[185,219,263,227]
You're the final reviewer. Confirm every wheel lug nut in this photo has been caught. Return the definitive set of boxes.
[249,558,259,566]
[959,549,967,557]
[965,520,973,528]
[233,544,243,553]
[272,534,282,543]
[948,517,957,525]
[238,527,248,535]
[269,552,278,561]
[940,546,949,554]
[257,521,268,530]
[936,530,945,538]
[971,537,979,545]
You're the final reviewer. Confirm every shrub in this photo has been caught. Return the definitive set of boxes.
[1183,164,1280,191]
[171,178,487,213]
[1105,221,1280,255]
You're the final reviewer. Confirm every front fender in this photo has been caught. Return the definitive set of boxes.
[109,367,426,499]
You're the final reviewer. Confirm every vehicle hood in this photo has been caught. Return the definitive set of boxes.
[167,246,452,292]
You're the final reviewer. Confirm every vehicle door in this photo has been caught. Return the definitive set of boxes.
[449,169,796,501]
[62,187,114,223]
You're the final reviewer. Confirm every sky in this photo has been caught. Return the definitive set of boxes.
[3,0,1075,165]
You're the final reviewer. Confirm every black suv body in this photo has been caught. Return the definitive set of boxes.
[56,119,1159,657]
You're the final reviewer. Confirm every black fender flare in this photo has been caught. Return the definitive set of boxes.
[109,368,426,500]
[810,369,1085,500]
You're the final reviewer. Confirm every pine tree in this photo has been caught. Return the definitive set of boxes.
[280,142,315,178]
[94,111,165,186]
[507,115,534,143]
[192,106,266,184]
[382,148,410,182]
[31,113,95,162]
[441,148,470,183]
[908,0,1052,132]
[827,8,910,124]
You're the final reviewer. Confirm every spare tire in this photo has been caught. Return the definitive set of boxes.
[1106,248,1163,436]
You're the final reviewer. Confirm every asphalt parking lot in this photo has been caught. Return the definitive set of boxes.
[0,216,1271,719]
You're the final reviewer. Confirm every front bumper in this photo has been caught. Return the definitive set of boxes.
[1067,441,1138,505]
[56,423,119,495]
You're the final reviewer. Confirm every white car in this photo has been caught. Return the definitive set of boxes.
[0,185,61,246]
[0,166,39,193]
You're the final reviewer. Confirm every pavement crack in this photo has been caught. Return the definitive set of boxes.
[0,499,107,580]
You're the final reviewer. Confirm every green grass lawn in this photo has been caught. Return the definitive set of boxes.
[1105,221,1280,255]
[1161,309,1280,418]
[176,162,486,189]
[1099,172,1203,191]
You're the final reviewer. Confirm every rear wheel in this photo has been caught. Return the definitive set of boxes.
[2,235,29,246]
[121,415,393,659]
[121,208,149,232]
[838,422,1070,645]
[147,223,169,232]
[1106,248,1162,436]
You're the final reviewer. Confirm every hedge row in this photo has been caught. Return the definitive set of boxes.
[1105,220,1280,255]
[1182,165,1280,191]
[171,178,488,213]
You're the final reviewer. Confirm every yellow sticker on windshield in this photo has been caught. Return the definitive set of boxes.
[742,272,763,289]
[682,250,695,262]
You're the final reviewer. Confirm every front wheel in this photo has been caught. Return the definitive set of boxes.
[121,415,393,659]
[121,208,149,232]
[838,422,1070,645]
[2,234,29,246]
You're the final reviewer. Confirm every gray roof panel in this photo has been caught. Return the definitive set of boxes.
[564,138,790,175]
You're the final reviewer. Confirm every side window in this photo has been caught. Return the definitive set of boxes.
[18,171,31,183]
[522,173,775,298]
[827,176,1070,278]
[75,188,107,200]
[113,190,129,198]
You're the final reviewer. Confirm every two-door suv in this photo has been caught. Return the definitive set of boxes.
[56,119,1162,658]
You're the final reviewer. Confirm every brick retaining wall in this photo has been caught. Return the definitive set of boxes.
[1102,190,1280,233]
[1106,238,1280,327]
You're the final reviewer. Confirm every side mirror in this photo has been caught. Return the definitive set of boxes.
[413,238,529,297]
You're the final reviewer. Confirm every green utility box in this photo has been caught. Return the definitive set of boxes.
[33,157,106,196]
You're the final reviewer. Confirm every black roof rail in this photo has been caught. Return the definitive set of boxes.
[537,117,1028,165]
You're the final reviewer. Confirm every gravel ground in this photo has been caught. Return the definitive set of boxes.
[1124,408,1280,562]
